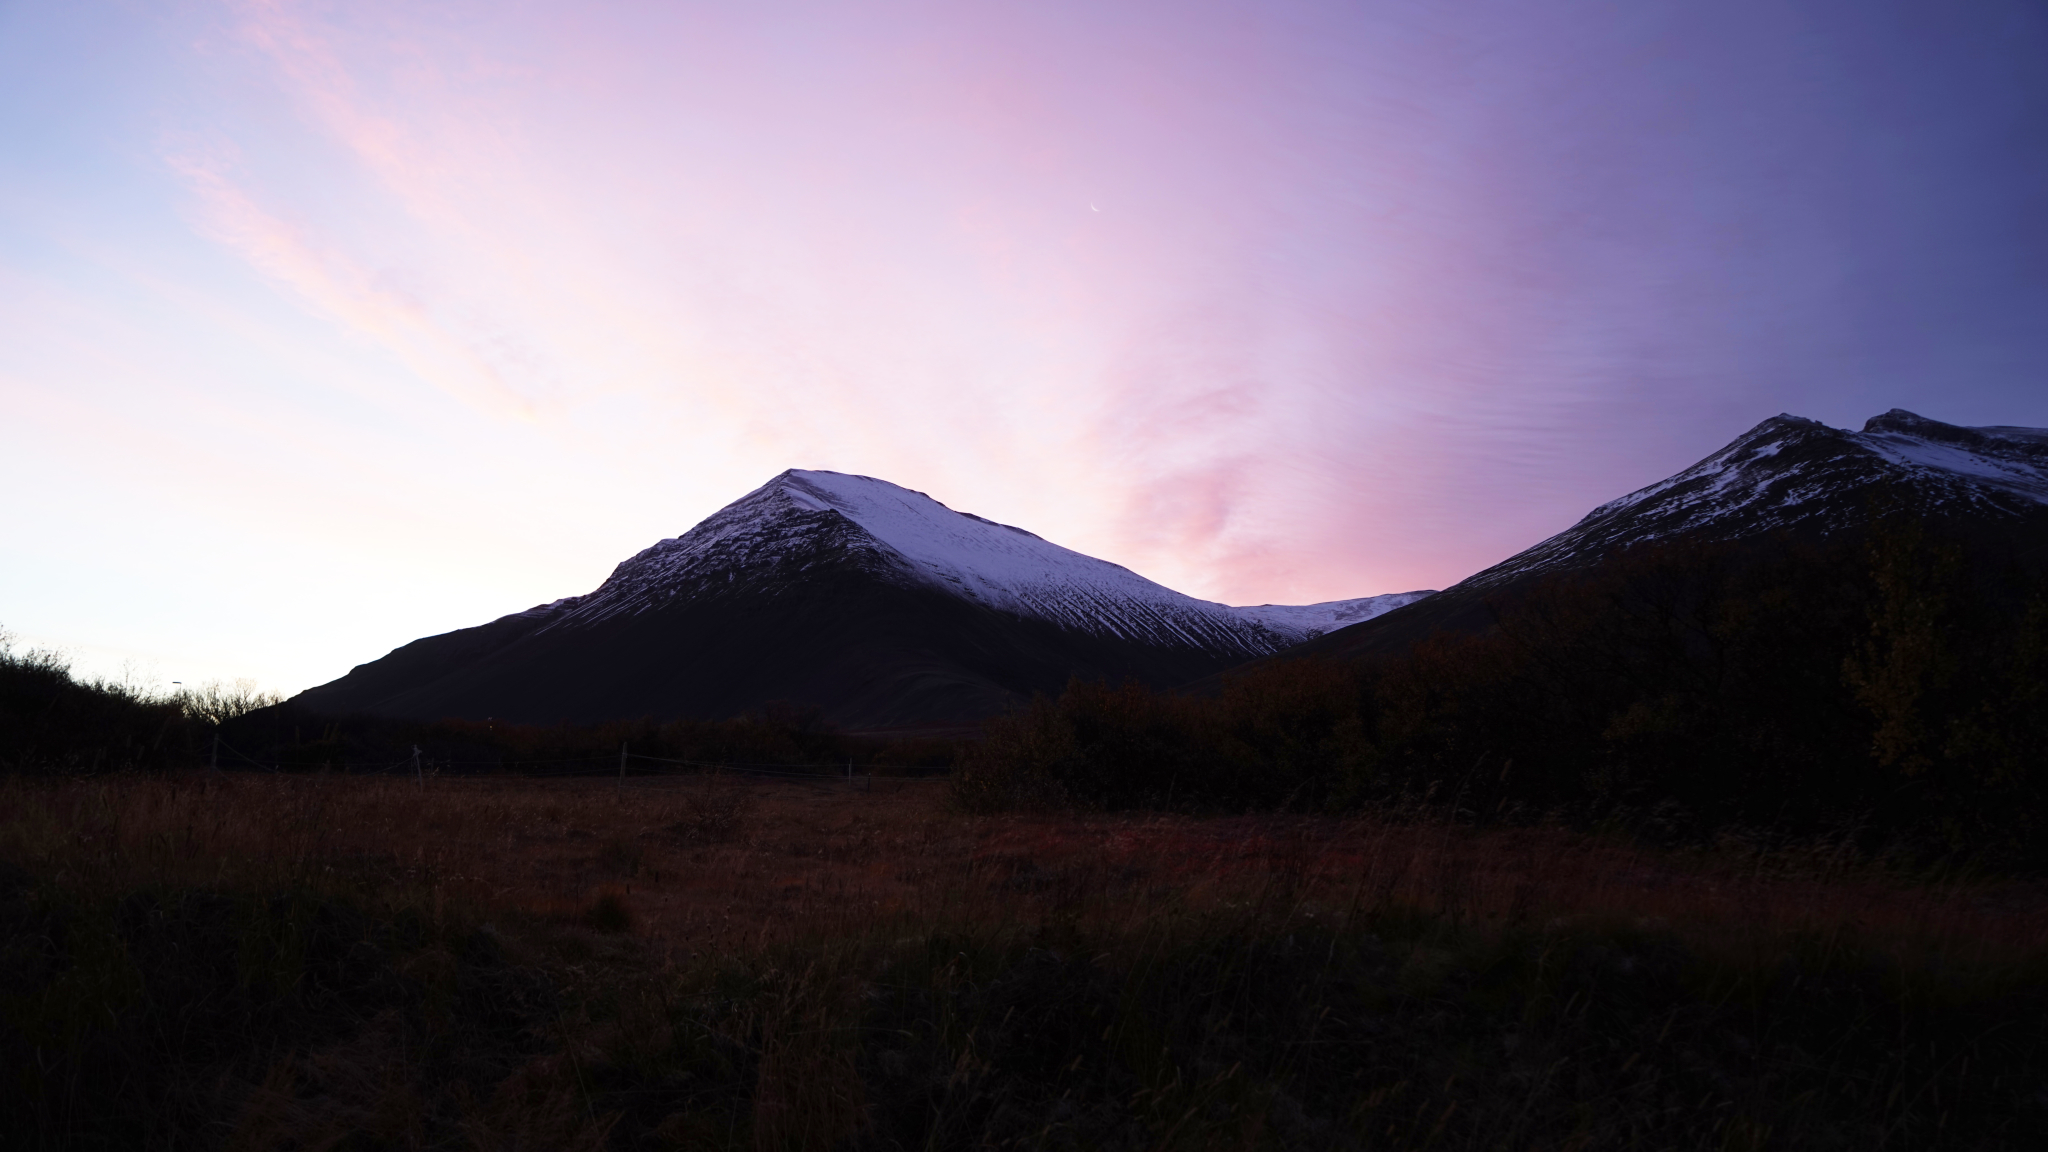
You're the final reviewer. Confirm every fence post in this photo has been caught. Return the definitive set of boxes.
[413,745,422,790]
[619,742,628,800]
[211,733,219,772]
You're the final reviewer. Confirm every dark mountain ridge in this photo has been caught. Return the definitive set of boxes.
[1286,409,2048,663]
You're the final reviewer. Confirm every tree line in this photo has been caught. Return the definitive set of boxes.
[0,631,957,778]
[957,522,2048,867]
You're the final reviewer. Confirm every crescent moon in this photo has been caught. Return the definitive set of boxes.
[1090,202,1100,212]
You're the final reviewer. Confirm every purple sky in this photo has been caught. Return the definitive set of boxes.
[4,0,2046,693]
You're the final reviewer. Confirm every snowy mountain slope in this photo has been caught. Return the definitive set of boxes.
[1289,409,2048,663]
[526,470,1428,655]
[1468,409,2048,590]
[1228,592,1436,637]
[292,469,1430,727]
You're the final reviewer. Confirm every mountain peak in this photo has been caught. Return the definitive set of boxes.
[1762,413,1828,431]
[1862,408,1942,435]
[292,466,1431,726]
[1463,409,2048,591]
[711,469,1425,649]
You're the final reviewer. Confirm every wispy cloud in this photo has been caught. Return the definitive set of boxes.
[167,147,540,420]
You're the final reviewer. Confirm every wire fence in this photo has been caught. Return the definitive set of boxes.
[202,733,930,791]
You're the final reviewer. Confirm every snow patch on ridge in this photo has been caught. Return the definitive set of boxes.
[1859,432,2048,502]
[1230,592,1437,637]
[1597,413,2048,530]
[771,470,1428,651]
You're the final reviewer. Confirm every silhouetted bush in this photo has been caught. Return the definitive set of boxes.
[0,631,283,775]
[0,635,186,773]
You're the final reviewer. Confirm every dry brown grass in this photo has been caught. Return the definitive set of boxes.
[8,771,2048,1149]
[6,770,2042,971]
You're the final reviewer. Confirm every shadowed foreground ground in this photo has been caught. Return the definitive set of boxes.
[4,772,2046,1149]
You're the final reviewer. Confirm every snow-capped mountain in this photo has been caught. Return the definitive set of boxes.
[1296,409,2048,661]
[516,470,1421,652]
[292,470,1430,728]
[1468,409,2048,590]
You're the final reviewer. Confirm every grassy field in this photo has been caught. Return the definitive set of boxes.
[4,771,2047,1149]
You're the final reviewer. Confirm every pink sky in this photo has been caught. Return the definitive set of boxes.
[3,0,2045,692]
